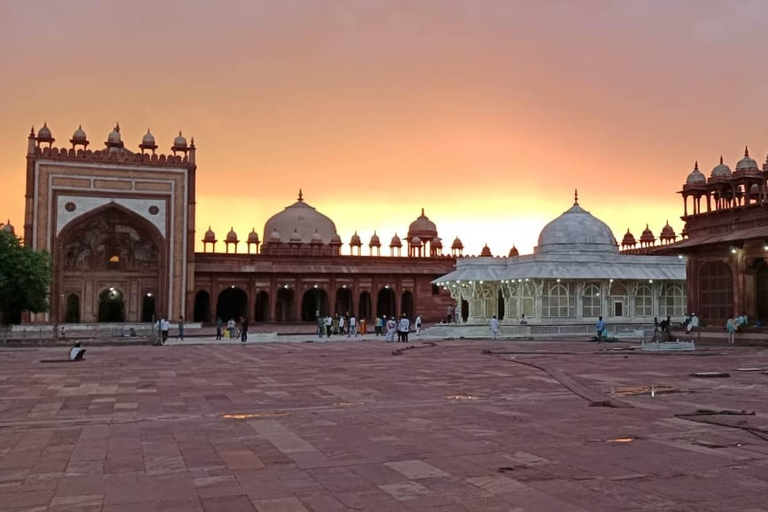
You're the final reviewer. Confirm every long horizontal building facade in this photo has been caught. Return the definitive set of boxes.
[18,123,458,324]
[435,195,687,324]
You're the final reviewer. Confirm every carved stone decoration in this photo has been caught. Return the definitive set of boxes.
[64,201,76,212]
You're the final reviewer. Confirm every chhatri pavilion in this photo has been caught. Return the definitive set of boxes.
[434,192,687,325]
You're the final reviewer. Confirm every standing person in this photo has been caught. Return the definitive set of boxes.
[348,316,357,337]
[360,318,367,335]
[160,316,170,344]
[386,316,397,342]
[454,304,461,324]
[317,314,325,338]
[596,316,606,344]
[726,316,737,345]
[414,314,422,334]
[241,317,249,343]
[338,315,345,336]
[325,315,333,338]
[227,318,236,339]
[374,316,382,336]
[177,316,184,341]
[490,315,500,339]
[398,314,411,343]
[216,317,223,340]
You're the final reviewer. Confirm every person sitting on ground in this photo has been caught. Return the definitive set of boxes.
[736,312,748,328]
[519,314,528,325]
[69,342,86,361]
[686,313,699,334]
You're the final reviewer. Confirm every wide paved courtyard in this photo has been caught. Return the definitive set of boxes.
[1,339,768,512]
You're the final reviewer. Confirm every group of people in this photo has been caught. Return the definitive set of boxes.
[215,316,249,342]
[317,313,364,338]
[725,312,750,345]
[156,316,184,344]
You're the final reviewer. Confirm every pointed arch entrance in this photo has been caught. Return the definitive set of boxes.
[217,287,248,321]
[254,291,269,322]
[336,287,353,316]
[377,288,396,318]
[65,293,80,323]
[401,291,414,318]
[141,295,156,322]
[193,290,211,323]
[276,288,295,322]
[359,291,372,320]
[301,288,329,321]
[98,288,126,322]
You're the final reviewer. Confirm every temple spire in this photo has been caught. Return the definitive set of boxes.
[694,161,698,171]
[720,155,724,165]
[298,189,303,202]
[574,188,579,205]
[745,146,750,157]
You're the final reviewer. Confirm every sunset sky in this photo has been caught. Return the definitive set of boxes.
[2,1,768,255]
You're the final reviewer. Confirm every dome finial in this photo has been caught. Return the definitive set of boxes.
[298,189,303,202]
[115,122,120,132]
[694,161,698,171]
[574,188,579,205]
[745,146,749,157]
[720,155,724,165]
[421,207,425,216]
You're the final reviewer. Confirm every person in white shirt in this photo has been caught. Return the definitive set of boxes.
[397,315,411,343]
[348,316,357,337]
[454,304,461,324]
[159,317,170,344]
[386,317,397,342]
[339,315,345,336]
[69,342,86,361]
[489,315,500,339]
[227,318,236,339]
[324,315,333,337]
[415,314,422,334]
[687,313,699,334]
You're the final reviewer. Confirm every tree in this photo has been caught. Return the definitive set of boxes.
[0,227,52,325]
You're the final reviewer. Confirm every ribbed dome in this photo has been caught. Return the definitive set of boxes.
[311,229,323,244]
[37,123,53,141]
[369,231,381,247]
[289,229,302,243]
[451,236,463,250]
[621,229,636,247]
[640,224,655,243]
[660,221,675,239]
[107,124,122,145]
[390,233,402,248]
[736,146,758,171]
[71,125,87,143]
[350,231,362,246]
[536,197,618,254]
[686,161,706,184]
[203,226,216,242]
[480,244,492,257]
[226,227,238,243]
[710,156,731,178]
[269,228,281,242]
[263,191,338,245]
[247,228,259,243]
[508,245,519,257]
[407,209,438,240]
[2,219,15,235]
[142,129,156,147]
[173,131,188,149]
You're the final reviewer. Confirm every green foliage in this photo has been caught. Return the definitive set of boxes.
[0,229,52,325]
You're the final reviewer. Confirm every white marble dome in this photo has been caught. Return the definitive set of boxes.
[710,156,731,178]
[536,201,618,254]
[736,147,758,171]
[686,161,706,184]
[263,192,338,244]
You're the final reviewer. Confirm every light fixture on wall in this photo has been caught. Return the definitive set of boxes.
[730,247,737,254]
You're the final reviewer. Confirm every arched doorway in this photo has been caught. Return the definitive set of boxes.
[217,287,248,322]
[461,299,469,322]
[756,260,768,322]
[276,288,295,322]
[98,288,125,322]
[193,290,211,323]
[301,288,329,321]
[141,295,156,322]
[401,291,414,318]
[254,291,269,322]
[359,291,372,320]
[497,290,505,320]
[57,204,164,323]
[336,287,353,316]
[377,288,396,318]
[700,261,734,322]
[65,293,80,323]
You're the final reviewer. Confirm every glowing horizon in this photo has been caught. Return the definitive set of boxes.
[3,1,768,256]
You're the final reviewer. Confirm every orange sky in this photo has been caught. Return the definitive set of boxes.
[2,1,768,255]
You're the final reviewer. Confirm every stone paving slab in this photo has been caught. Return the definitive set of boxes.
[0,340,767,511]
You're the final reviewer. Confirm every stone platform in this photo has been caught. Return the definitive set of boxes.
[1,339,767,511]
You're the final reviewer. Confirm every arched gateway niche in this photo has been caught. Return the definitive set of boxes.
[65,293,80,323]
[336,287,353,316]
[755,260,768,322]
[217,287,248,322]
[276,288,295,322]
[141,295,156,323]
[254,291,269,322]
[377,288,396,318]
[401,291,414,318]
[193,290,211,323]
[700,261,734,322]
[359,291,372,320]
[301,288,329,321]
[57,204,164,323]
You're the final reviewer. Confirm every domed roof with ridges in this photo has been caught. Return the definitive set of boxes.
[37,123,53,141]
[710,156,731,178]
[390,233,402,248]
[736,146,758,171]
[508,245,519,257]
[621,229,636,246]
[369,231,381,247]
[203,226,216,242]
[640,224,655,242]
[247,228,259,243]
[407,208,438,239]
[289,229,302,242]
[350,231,361,246]
[536,193,618,254]
[173,131,187,148]
[686,161,706,184]
[226,227,238,243]
[71,125,87,143]
[660,221,675,238]
[269,229,281,242]
[480,244,492,257]
[451,236,463,249]
[263,191,338,245]
[2,219,15,235]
